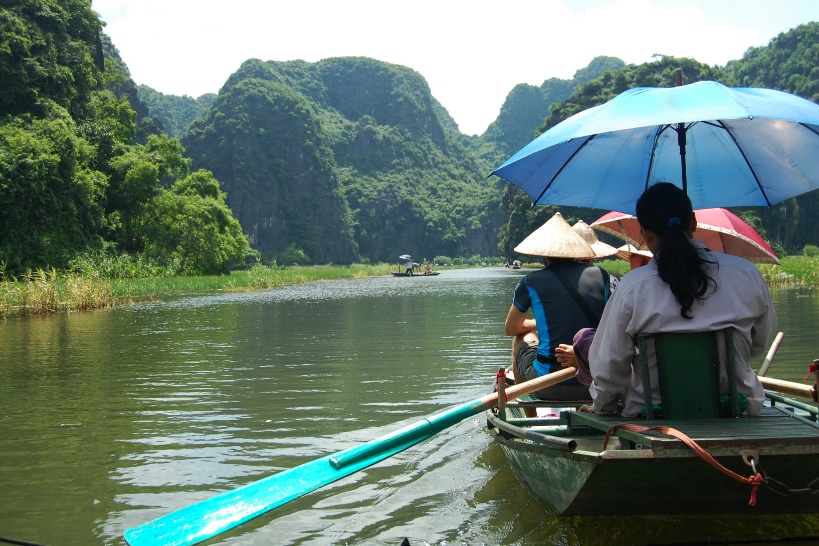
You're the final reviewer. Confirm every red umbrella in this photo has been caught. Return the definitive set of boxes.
[591,208,779,264]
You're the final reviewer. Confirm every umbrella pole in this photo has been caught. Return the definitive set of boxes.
[677,123,688,194]
[674,68,688,195]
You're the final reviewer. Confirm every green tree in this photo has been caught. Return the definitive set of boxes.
[104,133,191,250]
[0,102,106,271]
[143,170,250,274]
[0,0,103,119]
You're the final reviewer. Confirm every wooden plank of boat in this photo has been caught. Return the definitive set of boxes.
[486,393,819,517]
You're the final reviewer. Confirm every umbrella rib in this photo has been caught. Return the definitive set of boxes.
[717,120,773,207]
[801,121,819,138]
[530,135,595,207]
[645,125,671,193]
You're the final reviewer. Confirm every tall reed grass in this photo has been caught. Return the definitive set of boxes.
[0,268,114,317]
[758,256,819,286]
[0,262,396,318]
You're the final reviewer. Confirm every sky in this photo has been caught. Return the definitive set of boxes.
[93,0,819,136]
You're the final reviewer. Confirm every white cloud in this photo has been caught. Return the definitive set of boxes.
[94,0,819,135]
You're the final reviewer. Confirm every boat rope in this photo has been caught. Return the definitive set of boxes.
[603,423,763,505]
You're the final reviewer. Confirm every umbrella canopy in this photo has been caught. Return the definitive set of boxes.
[491,81,819,214]
[398,254,412,260]
[591,208,780,264]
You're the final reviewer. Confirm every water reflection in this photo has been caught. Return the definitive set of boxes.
[2,268,819,545]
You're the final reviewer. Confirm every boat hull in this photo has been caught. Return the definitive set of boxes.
[488,402,819,516]
[496,432,819,515]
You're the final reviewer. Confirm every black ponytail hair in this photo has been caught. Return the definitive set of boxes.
[636,183,716,319]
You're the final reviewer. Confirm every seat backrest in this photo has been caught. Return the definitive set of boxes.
[637,328,737,420]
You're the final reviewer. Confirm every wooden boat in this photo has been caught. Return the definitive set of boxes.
[391,271,440,277]
[486,332,819,516]
[486,398,819,516]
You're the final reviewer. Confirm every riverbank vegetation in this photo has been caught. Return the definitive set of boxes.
[0,262,395,319]
[3,257,818,320]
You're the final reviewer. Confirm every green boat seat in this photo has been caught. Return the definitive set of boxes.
[637,328,738,420]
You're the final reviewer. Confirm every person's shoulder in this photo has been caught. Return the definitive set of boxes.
[529,263,553,275]
[710,252,763,273]
[567,261,606,275]
[708,252,769,290]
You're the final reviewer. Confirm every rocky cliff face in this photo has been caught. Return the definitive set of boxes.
[184,75,359,263]
[183,56,501,264]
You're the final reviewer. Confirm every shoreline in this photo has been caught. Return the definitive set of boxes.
[1,258,812,319]
[0,263,397,319]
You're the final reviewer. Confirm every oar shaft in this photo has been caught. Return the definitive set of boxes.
[758,332,784,377]
[759,376,814,399]
[124,368,577,546]
[332,367,577,469]
[478,367,576,410]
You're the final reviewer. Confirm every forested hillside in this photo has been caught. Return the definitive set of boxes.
[182,57,504,264]
[137,86,215,139]
[0,0,250,276]
[481,56,625,164]
[171,54,621,265]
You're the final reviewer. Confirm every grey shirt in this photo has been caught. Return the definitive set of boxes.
[589,241,776,416]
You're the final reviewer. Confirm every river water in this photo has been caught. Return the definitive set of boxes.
[2,267,819,546]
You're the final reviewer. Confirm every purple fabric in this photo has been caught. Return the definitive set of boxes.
[573,328,596,386]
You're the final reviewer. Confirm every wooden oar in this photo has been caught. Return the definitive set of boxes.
[759,375,815,399]
[124,368,576,546]
[757,331,785,377]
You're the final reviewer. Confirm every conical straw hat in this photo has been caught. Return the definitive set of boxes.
[616,244,653,262]
[572,220,619,259]
[514,212,596,259]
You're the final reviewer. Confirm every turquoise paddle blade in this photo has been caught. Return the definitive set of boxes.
[124,400,481,546]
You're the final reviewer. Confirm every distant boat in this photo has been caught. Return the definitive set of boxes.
[391,271,440,277]
[511,260,521,269]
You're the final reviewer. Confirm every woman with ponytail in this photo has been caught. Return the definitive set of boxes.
[585,183,776,417]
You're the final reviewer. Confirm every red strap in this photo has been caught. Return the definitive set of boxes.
[804,363,819,402]
[496,370,508,402]
[803,362,818,381]
[604,423,764,506]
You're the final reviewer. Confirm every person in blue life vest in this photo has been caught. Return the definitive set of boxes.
[554,244,654,383]
[505,212,611,416]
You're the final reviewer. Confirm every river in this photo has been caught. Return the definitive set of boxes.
[1,267,819,545]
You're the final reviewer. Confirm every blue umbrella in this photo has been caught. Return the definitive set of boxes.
[491,81,819,213]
